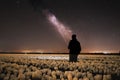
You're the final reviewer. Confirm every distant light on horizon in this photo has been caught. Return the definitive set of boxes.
[91,50,111,53]
[21,49,44,53]
[103,51,109,54]
[21,50,32,53]
[0,49,119,53]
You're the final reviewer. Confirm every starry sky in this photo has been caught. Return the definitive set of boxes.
[0,0,120,53]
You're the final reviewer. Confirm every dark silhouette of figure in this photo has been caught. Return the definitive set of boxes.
[68,34,81,62]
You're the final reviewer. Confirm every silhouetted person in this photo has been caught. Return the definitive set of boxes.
[68,34,81,62]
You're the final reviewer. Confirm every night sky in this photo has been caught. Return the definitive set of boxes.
[0,0,120,53]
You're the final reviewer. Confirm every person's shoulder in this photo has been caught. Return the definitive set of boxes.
[77,40,80,43]
[69,40,72,43]
[70,40,72,41]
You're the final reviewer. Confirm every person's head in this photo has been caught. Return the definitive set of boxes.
[72,34,76,40]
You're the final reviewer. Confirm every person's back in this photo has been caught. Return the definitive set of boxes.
[68,34,81,62]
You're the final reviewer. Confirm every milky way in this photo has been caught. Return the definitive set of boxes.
[43,10,72,43]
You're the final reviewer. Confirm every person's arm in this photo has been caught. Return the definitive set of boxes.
[79,42,81,52]
[68,41,71,49]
